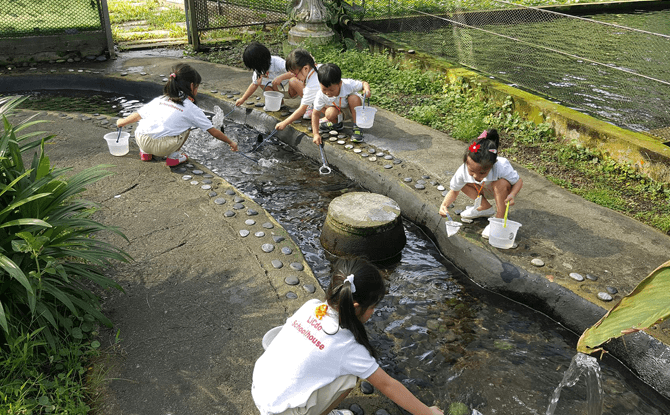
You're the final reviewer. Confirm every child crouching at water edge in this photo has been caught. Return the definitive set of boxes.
[116,63,238,167]
[439,129,523,238]
[252,258,444,415]
[235,42,294,106]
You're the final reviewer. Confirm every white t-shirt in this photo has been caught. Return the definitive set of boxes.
[300,65,323,108]
[313,79,364,111]
[252,299,379,415]
[252,55,287,88]
[450,157,520,191]
[135,96,213,139]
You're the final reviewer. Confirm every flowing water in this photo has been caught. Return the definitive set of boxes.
[13,93,670,414]
[175,106,670,414]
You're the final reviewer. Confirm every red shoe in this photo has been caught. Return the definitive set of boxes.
[165,152,188,167]
[140,151,153,161]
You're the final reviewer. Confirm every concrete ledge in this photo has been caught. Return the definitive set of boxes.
[0,33,107,65]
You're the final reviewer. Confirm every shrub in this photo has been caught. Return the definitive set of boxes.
[0,96,130,349]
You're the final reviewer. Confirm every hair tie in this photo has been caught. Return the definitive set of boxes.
[489,148,497,154]
[478,130,488,139]
[345,274,356,293]
[169,73,176,79]
[468,143,481,153]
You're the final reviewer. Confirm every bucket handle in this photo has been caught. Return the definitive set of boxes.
[115,127,122,143]
[319,143,332,175]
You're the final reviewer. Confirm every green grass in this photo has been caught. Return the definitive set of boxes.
[0,0,101,37]
[108,0,187,41]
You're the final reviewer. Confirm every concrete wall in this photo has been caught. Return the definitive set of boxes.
[0,32,108,65]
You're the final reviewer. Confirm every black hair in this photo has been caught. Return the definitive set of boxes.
[285,49,316,72]
[163,63,202,105]
[326,257,386,358]
[316,63,342,88]
[243,41,272,78]
[463,128,500,169]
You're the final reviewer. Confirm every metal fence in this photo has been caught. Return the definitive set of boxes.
[358,1,670,142]
[0,0,104,38]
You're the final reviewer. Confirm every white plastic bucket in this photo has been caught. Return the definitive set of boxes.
[262,326,282,350]
[103,131,130,156]
[263,91,283,111]
[488,218,521,249]
[354,106,377,128]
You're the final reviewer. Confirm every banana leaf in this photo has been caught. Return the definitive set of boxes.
[577,260,670,354]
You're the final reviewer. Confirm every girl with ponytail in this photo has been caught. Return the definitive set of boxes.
[116,63,238,167]
[439,128,523,238]
[252,257,443,415]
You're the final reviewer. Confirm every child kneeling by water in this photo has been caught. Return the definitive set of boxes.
[439,129,523,238]
[116,63,238,167]
[311,63,371,145]
[252,257,443,415]
[235,42,294,107]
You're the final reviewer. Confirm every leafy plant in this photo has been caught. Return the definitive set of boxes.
[577,260,670,355]
[0,96,130,349]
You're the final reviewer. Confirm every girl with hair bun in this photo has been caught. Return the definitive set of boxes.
[439,129,523,238]
[116,63,238,166]
[252,257,443,415]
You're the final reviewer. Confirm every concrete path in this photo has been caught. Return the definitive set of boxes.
[3,52,670,410]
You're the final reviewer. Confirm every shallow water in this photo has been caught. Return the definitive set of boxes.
[181,109,670,414]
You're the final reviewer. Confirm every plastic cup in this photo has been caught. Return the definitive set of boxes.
[488,218,521,249]
[103,131,130,156]
[263,91,283,112]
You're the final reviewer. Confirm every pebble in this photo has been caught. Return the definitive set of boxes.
[208,191,217,197]
[245,219,256,226]
[337,140,346,145]
[404,177,412,183]
[569,272,584,282]
[226,189,236,195]
[375,409,390,415]
[563,262,574,270]
[349,404,364,415]
[437,185,445,191]
[417,179,426,185]
[598,292,613,301]
[360,381,374,394]
[202,179,212,184]
[531,258,545,267]
[192,169,203,175]
[201,185,212,190]
[177,167,187,173]
[182,175,192,180]
[329,130,338,136]
[233,203,245,210]
[285,276,299,285]
[262,244,274,253]
[384,165,393,169]
[393,159,402,164]
[345,144,353,149]
[282,247,293,255]
[273,236,285,243]
[290,262,304,271]
[368,148,376,154]
[214,198,226,205]
[384,155,393,160]
[376,152,384,157]
[422,175,430,179]
[338,134,347,139]
[286,292,298,299]
[415,184,426,190]
[234,196,244,203]
[247,209,259,216]
[369,157,377,162]
[203,174,213,178]
[255,231,265,238]
[329,137,338,142]
[606,286,618,295]
[239,230,250,237]
[190,180,199,185]
[186,163,195,168]
[361,153,369,158]
[586,273,598,281]
[224,211,235,217]
[262,222,274,229]
[303,284,316,294]
[272,260,283,269]
[353,149,362,153]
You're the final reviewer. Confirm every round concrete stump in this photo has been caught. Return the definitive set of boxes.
[320,192,406,262]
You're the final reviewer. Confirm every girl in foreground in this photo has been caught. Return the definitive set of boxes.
[252,258,443,415]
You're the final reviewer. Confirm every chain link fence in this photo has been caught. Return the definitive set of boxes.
[189,0,289,32]
[0,0,104,38]
[359,0,670,142]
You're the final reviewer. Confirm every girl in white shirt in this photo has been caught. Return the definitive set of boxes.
[275,49,322,131]
[252,258,444,415]
[439,129,523,238]
[235,42,293,106]
[116,63,238,167]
